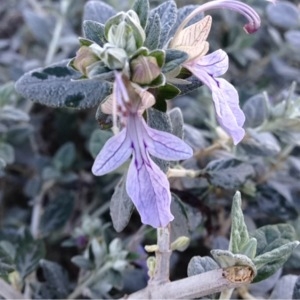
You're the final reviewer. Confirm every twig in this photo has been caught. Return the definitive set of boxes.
[126,268,251,299]
[149,225,172,285]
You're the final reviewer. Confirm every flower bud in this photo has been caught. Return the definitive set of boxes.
[170,236,190,251]
[71,46,99,76]
[146,256,156,278]
[105,10,145,55]
[131,55,161,85]
[100,44,128,70]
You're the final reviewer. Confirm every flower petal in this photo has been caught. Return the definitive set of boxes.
[143,120,193,161]
[188,49,229,77]
[92,128,132,175]
[185,61,245,144]
[126,154,174,228]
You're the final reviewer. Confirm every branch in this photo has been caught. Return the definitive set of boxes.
[126,268,250,299]
[149,226,171,285]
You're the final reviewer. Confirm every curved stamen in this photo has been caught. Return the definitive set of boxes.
[173,0,261,43]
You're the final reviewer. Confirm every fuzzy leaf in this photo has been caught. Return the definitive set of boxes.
[187,256,218,276]
[168,107,184,139]
[204,158,255,189]
[0,142,15,164]
[0,246,15,277]
[132,0,149,29]
[82,20,106,46]
[89,129,113,159]
[162,49,188,73]
[243,94,268,128]
[83,0,116,23]
[229,191,257,259]
[211,249,256,275]
[39,260,70,299]
[251,224,298,282]
[16,237,45,279]
[144,13,161,50]
[254,242,299,282]
[15,61,112,109]
[40,192,74,236]
[53,142,76,171]
[110,176,134,232]
[149,0,177,48]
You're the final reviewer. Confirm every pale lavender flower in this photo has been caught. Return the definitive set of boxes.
[92,73,193,228]
[171,0,261,144]
[184,50,245,144]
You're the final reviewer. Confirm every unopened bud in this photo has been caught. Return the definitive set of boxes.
[147,256,156,278]
[100,44,127,70]
[144,244,159,252]
[171,236,190,251]
[131,55,161,85]
[71,46,99,76]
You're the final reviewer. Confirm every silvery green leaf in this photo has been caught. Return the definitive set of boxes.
[211,249,256,275]
[243,94,268,128]
[83,20,106,46]
[15,60,112,109]
[175,75,203,95]
[83,0,116,23]
[132,0,149,29]
[204,158,255,189]
[253,241,299,282]
[22,9,53,45]
[250,224,298,282]
[71,255,94,270]
[169,5,204,37]
[266,2,300,30]
[285,30,300,49]
[0,82,16,107]
[40,192,74,236]
[149,0,177,48]
[168,107,184,139]
[144,13,161,50]
[88,129,113,159]
[0,158,5,170]
[16,238,45,279]
[0,244,15,277]
[239,130,280,157]
[53,142,76,171]
[39,259,70,299]
[0,106,30,122]
[0,142,15,164]
[110,175,134,232]
[187,256,218,277]
[156,84,180,102]
[269,274,298,299]
[293,275,300,299]
[229,191,257,259]
[170,194,190,246]
[162,49,188,73]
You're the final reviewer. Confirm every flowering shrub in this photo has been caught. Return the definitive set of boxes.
[1,0,300,298]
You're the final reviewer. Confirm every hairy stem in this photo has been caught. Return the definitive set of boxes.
[126,268,251,299]
[149,225,172,285]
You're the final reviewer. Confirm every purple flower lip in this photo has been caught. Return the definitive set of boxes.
[173,0,261,41]
[92,73,193,228]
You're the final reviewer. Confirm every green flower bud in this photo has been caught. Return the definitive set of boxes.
[105,10,145,55]
[170,236,190,252]
[100,44,128,70]
[131,55,161,85]
[147,256,156,278]
[71,46,99,76]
